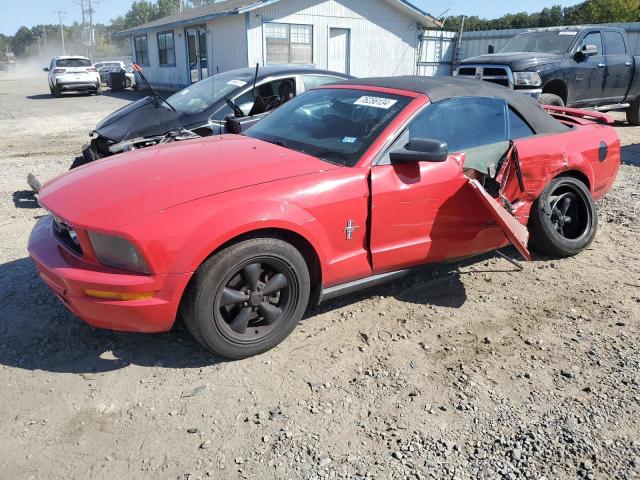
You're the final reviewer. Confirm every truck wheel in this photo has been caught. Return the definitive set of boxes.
[528,176,597,258]
[539,93,564,107]
[182,238,310,359]
[626,97,640,126]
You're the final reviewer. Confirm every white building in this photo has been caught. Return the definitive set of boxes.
[117,0,440,89]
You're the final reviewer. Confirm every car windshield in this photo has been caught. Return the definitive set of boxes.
[245,88,412,167]
[165,73,253,114]
[498,31,578,54]
[56,58,92,67]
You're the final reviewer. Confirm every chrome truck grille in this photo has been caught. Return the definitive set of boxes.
[456,65,514,89]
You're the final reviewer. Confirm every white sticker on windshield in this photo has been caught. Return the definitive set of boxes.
[559,31,578,36]
[343,137,357,144]
[180,89,190,95]
[354,96,398,109]
[227,79,247,87]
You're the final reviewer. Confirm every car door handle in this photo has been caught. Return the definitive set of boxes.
[625,62,632,67]
[597,63,606,68]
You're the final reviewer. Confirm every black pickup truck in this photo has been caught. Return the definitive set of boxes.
[456,26,640,125]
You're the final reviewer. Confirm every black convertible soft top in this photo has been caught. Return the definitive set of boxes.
[336,76,569,135]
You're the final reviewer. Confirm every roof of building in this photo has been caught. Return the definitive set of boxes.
[117,0,440,36]
[334,76,568,134]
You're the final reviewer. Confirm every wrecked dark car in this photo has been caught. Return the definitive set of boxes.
[80,65,352,165]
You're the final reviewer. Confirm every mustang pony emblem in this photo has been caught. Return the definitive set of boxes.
[344,220,360,240]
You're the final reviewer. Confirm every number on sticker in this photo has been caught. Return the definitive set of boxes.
[354,96,398,109]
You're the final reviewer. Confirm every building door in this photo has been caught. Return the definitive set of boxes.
[328,28,350,74]
[186,26,208,84]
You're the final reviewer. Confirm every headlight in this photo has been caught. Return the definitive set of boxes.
[513,72,542,87]
[88,231,150,274]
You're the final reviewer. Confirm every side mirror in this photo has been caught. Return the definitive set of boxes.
[487,45,495,54]
[577,44,598,58]
[389,138,448,164]
[43,67,50,72]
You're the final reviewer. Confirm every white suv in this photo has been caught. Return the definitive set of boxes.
[44,56,101,97]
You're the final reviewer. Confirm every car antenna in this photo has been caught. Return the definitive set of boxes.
[132,64,177,112]
[252,62,259,98]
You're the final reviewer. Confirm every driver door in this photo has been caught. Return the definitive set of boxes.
[369,96,522,272]
[572,31,606,106]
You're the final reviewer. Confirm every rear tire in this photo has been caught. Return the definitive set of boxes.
[182,238,310,359]
[539,93,565,107]
[626,97,640,126]
[528,176,597,258]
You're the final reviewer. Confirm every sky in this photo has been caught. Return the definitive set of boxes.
[0,0,586,36]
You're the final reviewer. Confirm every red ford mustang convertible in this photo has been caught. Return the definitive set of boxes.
[29,77,620,358]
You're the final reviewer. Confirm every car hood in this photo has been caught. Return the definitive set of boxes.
[460,52,563,71]
[94,96,198,142]
[39,135,340,230]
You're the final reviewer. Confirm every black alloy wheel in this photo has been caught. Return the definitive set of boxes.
[182,238,310,359]
[215,259,295,341]
[548,187,591,241]
[529,176,597,258]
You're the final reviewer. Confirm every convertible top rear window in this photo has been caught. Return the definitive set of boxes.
[245,88,411,167]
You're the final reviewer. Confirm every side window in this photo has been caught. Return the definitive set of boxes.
[303,75,344,90]
[579,32,603,56]
[509,108,535,139]
[603,31,627,55]
[407,97,508,152]
[234,78,297,116]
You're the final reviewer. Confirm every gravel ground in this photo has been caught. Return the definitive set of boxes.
[0,71,639,480]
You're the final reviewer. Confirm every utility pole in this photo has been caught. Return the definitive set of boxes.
[452,15,465,72]
[55,11,66,55]
[86,0,94,59]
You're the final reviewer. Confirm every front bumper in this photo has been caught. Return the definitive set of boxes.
[28,216,191,333]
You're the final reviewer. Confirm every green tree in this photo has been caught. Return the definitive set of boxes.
[157,0,181,16]
[11,26,34,57]
[124,1,160,29]
[443,0,640,32]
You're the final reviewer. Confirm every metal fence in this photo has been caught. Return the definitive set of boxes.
[418,22,640,76]
[416,30,456,76]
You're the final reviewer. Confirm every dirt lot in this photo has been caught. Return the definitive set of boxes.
[0,71,639,480]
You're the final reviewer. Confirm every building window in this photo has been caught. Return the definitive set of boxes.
[157,31,175,66]
[265,23,312,65]
[134,34,149,65]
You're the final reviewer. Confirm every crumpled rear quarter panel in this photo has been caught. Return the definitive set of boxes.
[506,123,620,223]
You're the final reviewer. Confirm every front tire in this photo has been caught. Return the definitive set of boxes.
[528,176,597,257]
[95,85,103,96]
[53,85,62,98]
[182,238,310,359]
[539,93,565,107]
